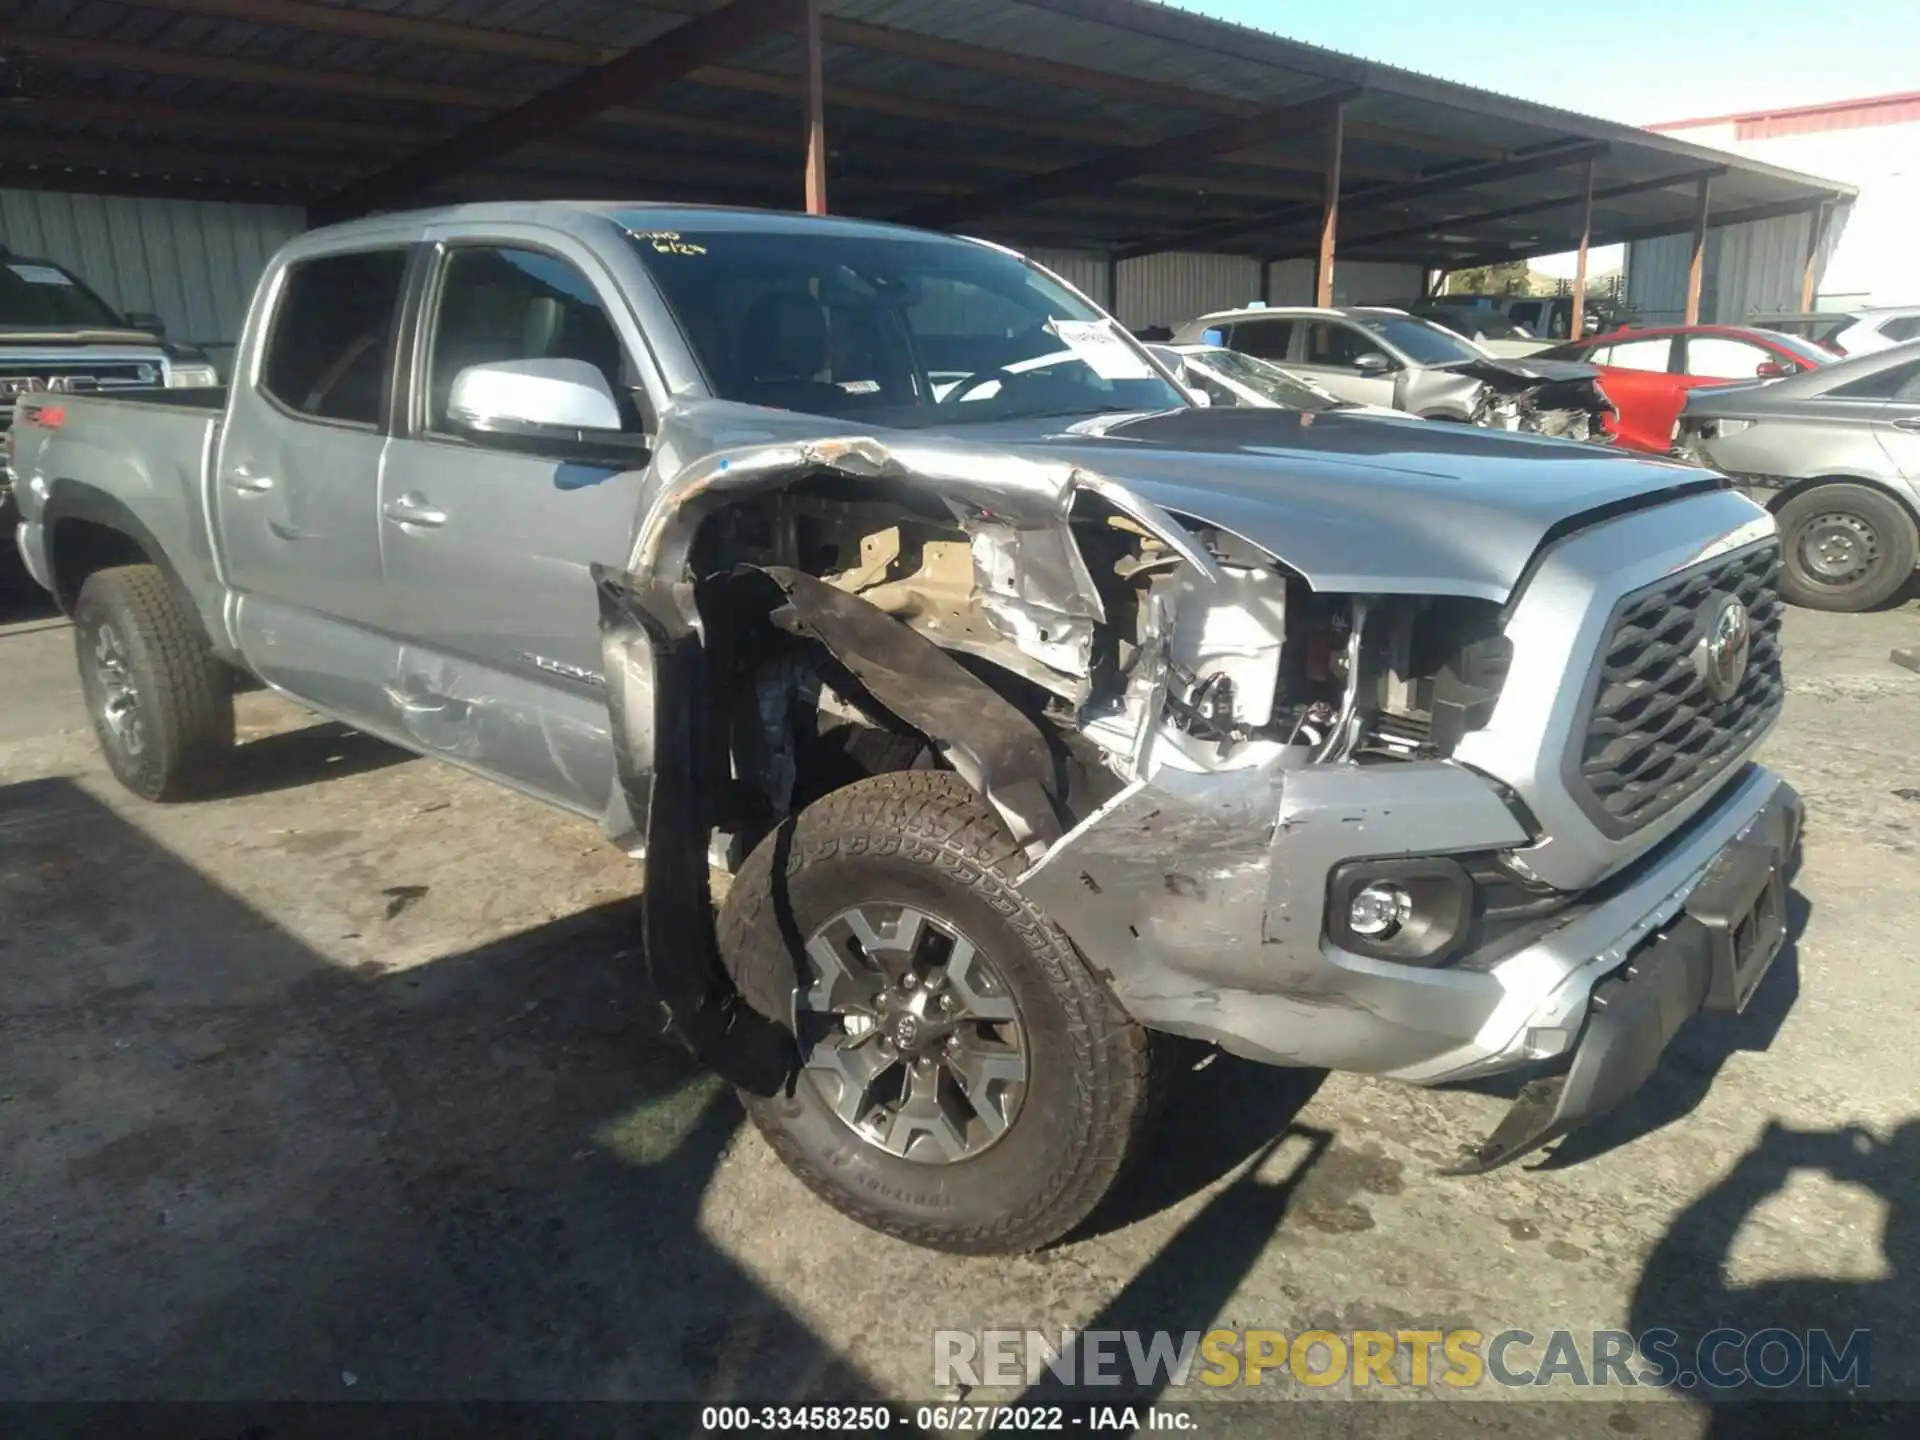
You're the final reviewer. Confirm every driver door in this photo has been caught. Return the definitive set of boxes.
[1288,320,1398,407]
[375,234,657,815]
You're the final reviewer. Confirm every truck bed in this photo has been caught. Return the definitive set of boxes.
[9,388,227,637]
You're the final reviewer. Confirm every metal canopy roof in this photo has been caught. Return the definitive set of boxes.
[0,0,1855,267]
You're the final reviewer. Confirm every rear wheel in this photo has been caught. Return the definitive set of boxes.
[73,565,234,800]
[716,771,1155,1253]
[1775,483,1918,612]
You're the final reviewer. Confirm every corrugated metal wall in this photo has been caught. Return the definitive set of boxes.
[1023,246,1109,307]
[0,189,305,374]
[1625,207,1846,325]
[1117,252,1262,329]
[1266,259,1424,306]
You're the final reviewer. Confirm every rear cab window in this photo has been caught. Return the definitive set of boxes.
[259,249,410,427]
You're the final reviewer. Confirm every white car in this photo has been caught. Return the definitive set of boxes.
[1827,306,1920,357]
[1155,343,1405,417]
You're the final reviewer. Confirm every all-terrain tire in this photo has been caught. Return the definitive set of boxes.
[72,565,234,801]
[716,771,1156,1253]
[1775,483,1918,612]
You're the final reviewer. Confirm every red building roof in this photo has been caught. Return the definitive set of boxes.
[1649,91,1920,141]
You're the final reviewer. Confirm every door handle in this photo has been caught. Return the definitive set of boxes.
[383,493,448,528]
[1890,416,1920,432]
[227,466,275,493]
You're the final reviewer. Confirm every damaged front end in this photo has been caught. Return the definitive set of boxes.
[1460,357,1617,444]
[593,407,1525,1091]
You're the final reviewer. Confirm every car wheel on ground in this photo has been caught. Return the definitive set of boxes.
[72,564,235,800]
[1774,483,1919,612]
[716,770,1157,1254]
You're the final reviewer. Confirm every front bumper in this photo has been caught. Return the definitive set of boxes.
[1446,778,1799,1172]
[1020,756,1799,1100]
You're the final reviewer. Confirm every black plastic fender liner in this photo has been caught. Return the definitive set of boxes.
[755,566,1065,863]
[592,562,792,1096]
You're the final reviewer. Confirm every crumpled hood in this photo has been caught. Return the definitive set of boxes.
[948,406,1710,602]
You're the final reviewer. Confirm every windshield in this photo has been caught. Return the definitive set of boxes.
[1351,313,1484,365]
[0,260,127,329]
[624,222,1186,427]
[1187,347,1343,410]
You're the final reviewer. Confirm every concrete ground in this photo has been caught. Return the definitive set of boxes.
[3,577,1916,1432]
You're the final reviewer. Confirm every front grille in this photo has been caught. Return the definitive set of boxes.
[1572,540,1784,832]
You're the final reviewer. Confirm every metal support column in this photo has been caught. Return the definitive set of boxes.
[1314,101,1345,307]
[1800,200,1830,312]
[1683,173,1713,325]
[1570,156,1595,337]
[802,0,827,214]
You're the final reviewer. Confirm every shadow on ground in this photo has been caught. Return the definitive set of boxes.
[0,773,1344,1424]
[1630,1118,1918,1424]
[0,775,879,1408]
[220,720,415,798]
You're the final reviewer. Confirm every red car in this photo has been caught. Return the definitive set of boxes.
[1536,324,1835,453]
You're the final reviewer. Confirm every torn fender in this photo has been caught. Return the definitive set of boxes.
[593,563,791,1093]
[758,566,1064,861]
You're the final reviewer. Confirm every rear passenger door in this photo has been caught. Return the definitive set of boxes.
[1288,320,1398,408]
[1215,317,1296,372]
[1580,333,1679,452]
[216,245,412,725]
[375,232,658,816]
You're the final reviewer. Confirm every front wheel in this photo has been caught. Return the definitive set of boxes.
[1775,483,1918,612]
[716,771,1156,1253]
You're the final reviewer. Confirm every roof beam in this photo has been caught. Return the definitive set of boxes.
[121,2,1417,174]
[1434,194,1837,271]
[0,30,498,106]
[313,0,801,222]
[1117,139,1609,258]
[1598,193,1836,248]
[0,162,310,206]
[0,135,353,189]
[115,0,606,65]
[898,89,1355,230]
[1332,166,1727,252]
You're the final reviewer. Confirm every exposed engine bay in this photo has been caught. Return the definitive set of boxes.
[1458,357,1616,444]
[631,451,1517,865]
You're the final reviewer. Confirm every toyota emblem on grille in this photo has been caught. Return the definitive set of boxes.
[1695,594,1752,701]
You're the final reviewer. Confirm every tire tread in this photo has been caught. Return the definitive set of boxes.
[717,771,1152,1254]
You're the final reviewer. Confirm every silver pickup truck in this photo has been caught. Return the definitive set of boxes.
[11,202,1800,1255]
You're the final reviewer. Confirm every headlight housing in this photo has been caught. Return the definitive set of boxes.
[166,363,220,388]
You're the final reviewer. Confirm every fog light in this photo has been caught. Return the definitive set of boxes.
[1349,881,1413,939]
[1326,856,1474,966]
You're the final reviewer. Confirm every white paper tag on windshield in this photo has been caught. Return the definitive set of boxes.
[7,263,74,286]
[1049,320,1152,380]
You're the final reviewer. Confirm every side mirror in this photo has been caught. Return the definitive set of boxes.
[1755,360,1791,379]
[447,358,627,441]
[1353,352,1394,373]
[126,310,166,338]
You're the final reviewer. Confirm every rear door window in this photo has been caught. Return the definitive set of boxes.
[1683,336,1773,378]
[1589,336,1674,372]
[1230,319,1295,361]
[260,250,409,427]
[1830,357,1920,399]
